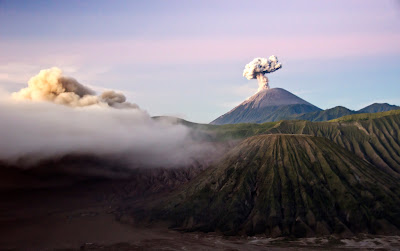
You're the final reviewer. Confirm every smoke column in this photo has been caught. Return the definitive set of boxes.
[243,56,282,92]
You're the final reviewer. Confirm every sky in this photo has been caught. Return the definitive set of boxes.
[0,0,399,123]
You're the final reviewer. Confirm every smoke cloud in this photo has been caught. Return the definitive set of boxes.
[243,56,282,92]
[0,68,220,172]
[12,67,138,109]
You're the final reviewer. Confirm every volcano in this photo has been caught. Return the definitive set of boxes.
[211,88,321,125]
[152,134,400,237]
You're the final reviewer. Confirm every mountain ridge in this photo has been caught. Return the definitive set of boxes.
[359,103,400,113]
[211,89,400,124]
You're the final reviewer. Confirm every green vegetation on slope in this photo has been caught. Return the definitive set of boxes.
[212,111,400,176]
[153,135,400,237]
[205,122,278,140]
[267,115,400,176]
[330,109,400,122]
[155,112,400,175]
[291,104,400,122]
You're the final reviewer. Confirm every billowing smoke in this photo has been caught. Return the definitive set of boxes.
[12,67,138,109]
[243,56,282,92]
[0,68,222,173]
[100,90,139,109]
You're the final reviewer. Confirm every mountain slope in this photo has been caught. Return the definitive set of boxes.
[157,112,400,175]
[295,106,356,121]
[288,103,400,122]
[358,103,400,113]
[154,135,400,237]
[211,88,321,125]
[330,109,400,122]
[267,114,400,176]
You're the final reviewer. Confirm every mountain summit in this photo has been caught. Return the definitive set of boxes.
[211,88,321,124]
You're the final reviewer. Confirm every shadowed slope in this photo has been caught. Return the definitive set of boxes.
[152,135,400,237]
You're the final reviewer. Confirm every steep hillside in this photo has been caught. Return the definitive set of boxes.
[267,115,400,176]
[152,135,400,237]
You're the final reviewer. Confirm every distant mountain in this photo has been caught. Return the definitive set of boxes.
[211,88,400,124]
[154,134,400,236]
[211,88,321,124]
[358,103,400,113]
[296,103,400,122]
[295,106,356,121]
[331,109,400,123]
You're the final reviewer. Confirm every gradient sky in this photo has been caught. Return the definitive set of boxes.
[1,0,400,123]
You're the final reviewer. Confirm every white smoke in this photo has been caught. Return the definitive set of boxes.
[12,67,138,109]
[243,56,282,92]
[0,68,219,170]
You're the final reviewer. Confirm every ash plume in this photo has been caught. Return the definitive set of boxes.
[12,67,138,109]
[243,56,282,92]
[0,68,222,173]
[101,90,139,109]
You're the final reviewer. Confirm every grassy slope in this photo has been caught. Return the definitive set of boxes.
[146,111,400,237]
[330,109,400,122]
[155,112,400,175]
[291,104,400,122]
[191,111,400,176]
[266,117,400,175]
[154,135,400,237]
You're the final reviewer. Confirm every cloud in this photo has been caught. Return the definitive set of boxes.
[0,93,216,169]
[0,69,220,171]
[12,67,138,109]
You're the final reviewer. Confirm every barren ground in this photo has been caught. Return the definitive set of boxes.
[1,180,399,250]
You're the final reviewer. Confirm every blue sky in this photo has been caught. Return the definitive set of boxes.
[1,0,400,123]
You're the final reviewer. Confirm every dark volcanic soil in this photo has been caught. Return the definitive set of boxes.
[0,178,399,250]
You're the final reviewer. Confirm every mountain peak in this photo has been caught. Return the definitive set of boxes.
[211,88,321,125]
[242,88,315,108]
[358,103,400,114]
